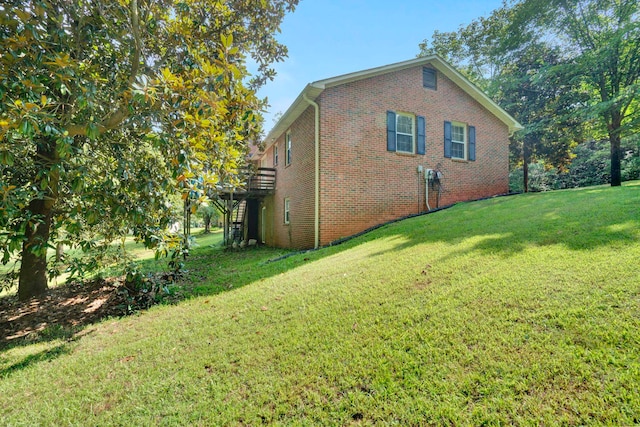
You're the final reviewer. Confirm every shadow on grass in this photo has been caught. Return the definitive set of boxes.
[0,343,71,378]
[366,183,640,259]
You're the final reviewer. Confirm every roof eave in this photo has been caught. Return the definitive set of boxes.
[263,84,323,146]
[260,55,523,156]
[427,57,523,135]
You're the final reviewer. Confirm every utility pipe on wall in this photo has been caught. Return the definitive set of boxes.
[425,169,433,211]
[302,93,320,249]
[417,165,423,214]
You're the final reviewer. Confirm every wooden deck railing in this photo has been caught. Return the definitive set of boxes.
[213,167,276,199]
[246,167,276,192]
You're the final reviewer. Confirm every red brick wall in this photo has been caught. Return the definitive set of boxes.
[317,63,510,245]
[262,107,316,249]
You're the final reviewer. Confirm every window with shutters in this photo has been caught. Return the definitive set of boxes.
[423,67,437,90]
[285,130,292,166]
[451,122,466,159]
[444,121,476,161]
[387,111,425,155]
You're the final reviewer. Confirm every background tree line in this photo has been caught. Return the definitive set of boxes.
[419,0,639,192]
[510,135,640,192]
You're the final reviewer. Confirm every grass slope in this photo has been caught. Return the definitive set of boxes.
[1,183,640,425]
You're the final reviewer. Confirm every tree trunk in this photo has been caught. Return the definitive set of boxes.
[203,212,211,233]
[56,242,64,262]
[183,198,191,238]
[18,136,59,301]
[523,138,532,193]
[18,199,53,301]
[610,133,622,187]
[605,96,623,187]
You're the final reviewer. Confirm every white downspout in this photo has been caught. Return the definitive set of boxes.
[425,169,432,211]
[303,93,320,249]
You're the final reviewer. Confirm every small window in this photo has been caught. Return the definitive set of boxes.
[396,113,415,153]
[423,68,437,90]
[451,122,466,159]
[285,131,292,165]
[274,144,278,166]
[284,198,290,224]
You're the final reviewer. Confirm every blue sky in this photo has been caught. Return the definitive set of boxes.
[257,0,504,133]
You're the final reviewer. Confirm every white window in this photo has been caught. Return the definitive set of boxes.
[396,113,415,153]
[451,122,466,159]
[285,131,292,165]
[274,144,278,166]
[284,198,290,224]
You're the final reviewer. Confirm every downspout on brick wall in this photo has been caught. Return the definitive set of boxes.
[302,93,320,249]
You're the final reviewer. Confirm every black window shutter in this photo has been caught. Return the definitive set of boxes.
[468,125,476,161]
[417,115,426,155]
[444,121,452,158]
[387,111,396,151]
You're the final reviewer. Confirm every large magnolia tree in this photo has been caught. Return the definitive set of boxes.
[0,0,297,300]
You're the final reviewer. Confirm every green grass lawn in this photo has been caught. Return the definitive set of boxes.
[1,183,640,425]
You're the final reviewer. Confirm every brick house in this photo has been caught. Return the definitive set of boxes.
[242,55,521,249]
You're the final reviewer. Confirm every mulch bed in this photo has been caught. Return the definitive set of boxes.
[0,279,129,348]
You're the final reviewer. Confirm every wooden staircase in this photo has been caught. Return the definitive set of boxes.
[231,199,247,241]
[210,167,276,246]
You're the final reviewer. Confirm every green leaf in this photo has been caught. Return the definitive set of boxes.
[71,177,84,193]
[86,123,99,140]
[19,120,33,136]
[0,151,14,166]
[221,33,233,49]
